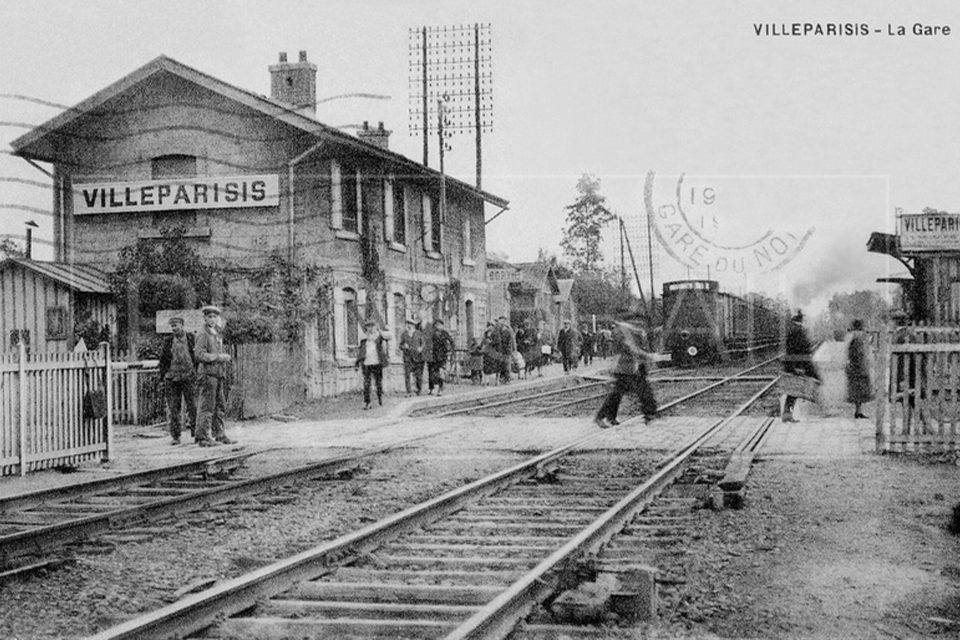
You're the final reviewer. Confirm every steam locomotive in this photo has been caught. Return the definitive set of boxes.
[662,280,786,366]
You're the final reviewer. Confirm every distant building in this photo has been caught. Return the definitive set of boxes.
[486,257,520,322]
[486,258,576,331]
[10,53,508,393]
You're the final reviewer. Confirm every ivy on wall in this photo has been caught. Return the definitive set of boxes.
[225,250,334,344]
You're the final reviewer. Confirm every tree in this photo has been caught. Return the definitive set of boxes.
[109,226,216,355]
[812,290,889,342]
[0,237,25,259]
[571,276,637,322]
[560,174,615,274]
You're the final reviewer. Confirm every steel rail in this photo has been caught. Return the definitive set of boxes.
[85,430,608,640]
[1,431,445,564]
[85,359,782,640]
[443,376,780,640]
[0,454,253,515]
[450,355,781,420]
[420,380,609,418]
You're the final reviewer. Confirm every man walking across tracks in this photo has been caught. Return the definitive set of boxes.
[595,316,657,428]
[399,318,425,396]
[194,305,237,447]
[158,316,197,445]
[781,311,820,423]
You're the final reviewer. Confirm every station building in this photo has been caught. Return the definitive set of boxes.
[10,52,508,396]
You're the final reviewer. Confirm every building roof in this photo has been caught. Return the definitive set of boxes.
[0,258,111,294]
[486,257,519,271]
[10,55,509,209]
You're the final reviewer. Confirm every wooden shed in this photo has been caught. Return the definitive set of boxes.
[0,258,115,352]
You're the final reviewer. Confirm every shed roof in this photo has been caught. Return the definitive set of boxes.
[10,55,509,209]
[0,258,111,294]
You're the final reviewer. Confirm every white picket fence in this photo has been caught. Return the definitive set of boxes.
[0,342,113,476]
[111,353,165,426]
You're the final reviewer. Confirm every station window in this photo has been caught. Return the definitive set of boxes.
[343,288,359,348]
[341,164,359,234]
[393,182,406,245]
[45,307,67,340]
[151,154,197,179]
[431,196,442,253]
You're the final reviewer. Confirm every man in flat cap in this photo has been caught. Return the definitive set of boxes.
[355,319,390,409]
[158,316,197,445]
[194,305,236,446]
[398,317,425,396]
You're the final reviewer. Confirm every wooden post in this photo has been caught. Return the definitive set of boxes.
[18,338,27,477]
[130,368,139,424]
[875,329,889,452]
[102,341,113,462]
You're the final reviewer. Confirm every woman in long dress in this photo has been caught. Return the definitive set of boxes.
[846,319,872,419]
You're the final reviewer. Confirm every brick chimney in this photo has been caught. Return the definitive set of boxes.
[269,50,317,115]
[357,121,391,150]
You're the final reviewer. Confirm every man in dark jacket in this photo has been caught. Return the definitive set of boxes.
[356,320,390,409]
[782,311,820,423]
[595,317,657,428]
[398,318,425,396]
[158,316,197,445]
[557,320,581,373]
[494,316,515,383]
[580,323,595,366]
[425,319,454,396]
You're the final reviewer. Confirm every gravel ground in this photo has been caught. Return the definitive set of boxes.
[5,348,958,639]
[0,446,527,639]
[647,456,960,639]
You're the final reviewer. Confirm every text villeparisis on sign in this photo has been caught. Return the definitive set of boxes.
[73,175,280,215]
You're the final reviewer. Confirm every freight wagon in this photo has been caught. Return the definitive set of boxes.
[662,280,785,366]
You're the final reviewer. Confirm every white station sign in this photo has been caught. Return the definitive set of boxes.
[74,174,280,215]
[900,213,960,252]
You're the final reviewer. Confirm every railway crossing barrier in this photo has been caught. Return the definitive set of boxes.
[877,324,960,452]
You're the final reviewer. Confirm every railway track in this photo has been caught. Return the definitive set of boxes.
[0,432,457,575]
[415,356,782,420]
[88,364,780,640]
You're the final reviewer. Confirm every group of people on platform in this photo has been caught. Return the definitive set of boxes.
[158,305,237,447]
[159,304,875,445]
[464,316,623,384]
[780,311,874,423]
[393,317,455,402]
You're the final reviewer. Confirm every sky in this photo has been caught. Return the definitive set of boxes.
[3,0,960,314]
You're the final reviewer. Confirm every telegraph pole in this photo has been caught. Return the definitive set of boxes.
[409,24,493,185]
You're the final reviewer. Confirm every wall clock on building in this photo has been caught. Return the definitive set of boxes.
[420,284,438,303]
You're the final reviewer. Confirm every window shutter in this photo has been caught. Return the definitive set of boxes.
[383,177,394,241]
[331,160,342,229]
